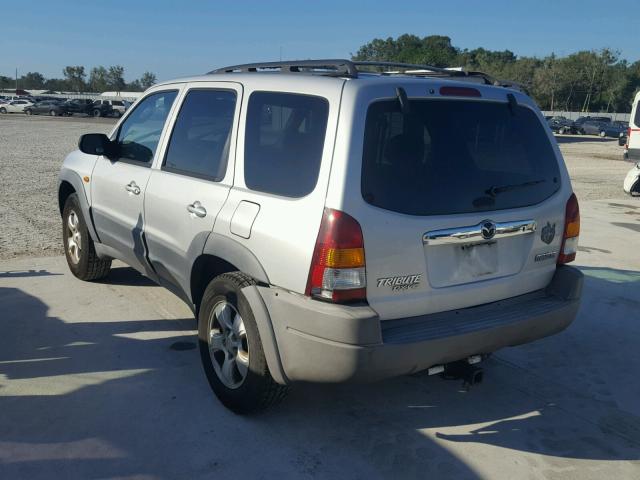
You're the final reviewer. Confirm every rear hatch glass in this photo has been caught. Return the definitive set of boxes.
[361,99,560,216]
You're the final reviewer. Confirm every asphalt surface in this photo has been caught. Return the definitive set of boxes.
[1,198,639,479]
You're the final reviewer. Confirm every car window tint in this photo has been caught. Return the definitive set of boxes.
[244,91,329,197]
[116,90,177,164]
[634,106,640,128]
[163,89,237,180]
[361,99,561,216]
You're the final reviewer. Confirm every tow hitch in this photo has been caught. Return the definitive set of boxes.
[426,355,485,388]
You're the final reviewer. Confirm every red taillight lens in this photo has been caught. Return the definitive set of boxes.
[558,193,580,264]
[439,86,481,97]
[306,208,367,303]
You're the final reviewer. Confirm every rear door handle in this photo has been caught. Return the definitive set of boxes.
[187,201,207,218]
[125,181,141,195]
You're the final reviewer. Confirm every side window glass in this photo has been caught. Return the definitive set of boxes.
[116,90,178,164]
[163,89,237,180]
[244,92,329,197]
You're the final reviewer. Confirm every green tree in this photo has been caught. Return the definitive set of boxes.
[106,65,126,91]
[0,75,13,89]
[88,66,109,92]
[353,34,458,67]
[21,72,45,89]
[62,66,86,92]
[139,71,157,89]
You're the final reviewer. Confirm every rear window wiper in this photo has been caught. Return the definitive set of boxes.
[485,179,545,197]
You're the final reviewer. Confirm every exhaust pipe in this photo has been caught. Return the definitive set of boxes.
[425,355,486,387]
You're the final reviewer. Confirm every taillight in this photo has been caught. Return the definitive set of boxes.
[305,208,366,303]
[558,193,580,264]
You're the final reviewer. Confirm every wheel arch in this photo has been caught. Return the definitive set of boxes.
[58,169,99,242]
[191,235,270,308]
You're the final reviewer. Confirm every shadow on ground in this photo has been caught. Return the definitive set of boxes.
[554,135,620,144]
[1,266,639,478]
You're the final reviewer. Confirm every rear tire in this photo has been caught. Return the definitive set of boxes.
[92,109,101,117]
[599,131,606,138]
[50,110,57,116]
[62,193,111,281]
[0,107,7,114]
[25,109,32,115]
[198,272,289,414]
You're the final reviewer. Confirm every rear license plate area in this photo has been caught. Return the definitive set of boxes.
[457,241,498,278]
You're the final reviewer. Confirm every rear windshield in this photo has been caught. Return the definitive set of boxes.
[361,99,561,216]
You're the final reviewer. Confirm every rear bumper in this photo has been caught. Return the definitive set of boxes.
[252,266,583,384]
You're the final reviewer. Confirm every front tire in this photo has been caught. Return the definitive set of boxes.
[198,272,288,414]
[599,131,606,138]
[92,109,101,117]
[62,193,111,281]
[50,110,57,116]
[25,109,32,115]
[0,107,6,114]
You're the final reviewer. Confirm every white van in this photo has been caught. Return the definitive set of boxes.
[624,91,640,162]
[623,91,640,196]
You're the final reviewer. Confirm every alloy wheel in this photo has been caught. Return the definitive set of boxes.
[66,211,82,264]
[207,301,249,389]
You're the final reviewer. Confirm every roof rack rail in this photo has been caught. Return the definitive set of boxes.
[209,59,359,78]
[208,59,522,90]
[352,61,466,77]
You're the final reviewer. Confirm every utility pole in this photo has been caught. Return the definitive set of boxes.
[15,68,18,93]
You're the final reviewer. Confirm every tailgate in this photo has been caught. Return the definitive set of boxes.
[356,94,567,320]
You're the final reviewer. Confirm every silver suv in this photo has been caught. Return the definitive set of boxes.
[58,60,583,413]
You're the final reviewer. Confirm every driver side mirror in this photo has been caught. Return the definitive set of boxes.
[78,133,118,160]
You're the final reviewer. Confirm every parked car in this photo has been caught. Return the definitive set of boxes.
[578,119,611,135]
[24,100,67,116]
[574,116,611,132]
[598,121,627,139]
[547,116,576,134]
[93,99,127,117]
[625,92,640,161]
[623,162,640,196]
[0,99,33,114]
[58,59,583,413]
[64,98,113,117]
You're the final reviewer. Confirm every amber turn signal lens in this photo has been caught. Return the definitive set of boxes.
[321,247,365,268]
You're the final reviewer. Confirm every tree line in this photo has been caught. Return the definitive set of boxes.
[0,65,157,93]
[353,35,640,112]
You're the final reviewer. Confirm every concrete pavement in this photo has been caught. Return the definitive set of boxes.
[1,199,639,479]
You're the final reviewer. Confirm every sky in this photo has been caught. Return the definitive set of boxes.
[1,0,638,83]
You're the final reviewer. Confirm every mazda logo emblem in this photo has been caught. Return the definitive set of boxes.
[481,221,496,240]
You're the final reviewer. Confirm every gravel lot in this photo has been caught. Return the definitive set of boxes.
[0,115,635,260]
[0,116,114,259]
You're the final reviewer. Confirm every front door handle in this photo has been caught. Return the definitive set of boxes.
[187,201,207,218]
[125,181,141,195]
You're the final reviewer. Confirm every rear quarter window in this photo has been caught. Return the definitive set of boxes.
[361,99,561,215]
[244,91,329,198]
